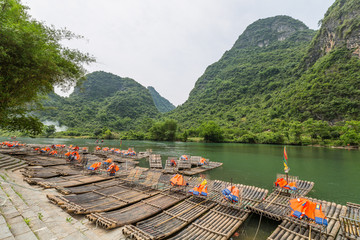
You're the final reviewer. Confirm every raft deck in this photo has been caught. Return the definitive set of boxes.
[337,202,360,240]
[248,174,315,221]
[86,191,187,229]
[47,182,159,214]
[169,179,269,240]
[180,161,223,176]
[268,197,346,240]
[122,196,216,240]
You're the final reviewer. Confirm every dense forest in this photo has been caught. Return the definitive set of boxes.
[2,0,360,147]
[147,86,176,113]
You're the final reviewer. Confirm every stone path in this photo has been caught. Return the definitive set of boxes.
[0,161,126,240]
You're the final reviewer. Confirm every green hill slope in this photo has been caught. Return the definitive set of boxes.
[147,86,175,113]
[39,71,160,135]
[171,16,315,127]
[169,7,360,145]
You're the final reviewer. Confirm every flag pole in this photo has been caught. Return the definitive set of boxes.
[283,146,289,194]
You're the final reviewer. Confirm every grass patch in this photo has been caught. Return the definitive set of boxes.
[11,186,27,204]
[7,223,11,229]
[24,217,31,226]
[38,212,43,221]
[66,217,73,223]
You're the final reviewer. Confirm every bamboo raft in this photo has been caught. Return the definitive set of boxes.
[22,166,79,179]
[24,155,68,166]
[169,205,247,240]
[163,157,178,174]
[122,196,216,239]
[337,202,360,240]
[47,182,159,214]
[180,162,223,176]
[86,191,187,229]
[25,174,111,188]
[56,178,121,195]
[177,159,191,170]
[268,197,347,240]
[189,156,202,166]
[248,174,315,221]
[168,180,269,240]
[149,154,163,169]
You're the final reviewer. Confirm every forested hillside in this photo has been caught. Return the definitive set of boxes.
[168,1,360,145]
[37,71,160,137]
[147,86,176,113]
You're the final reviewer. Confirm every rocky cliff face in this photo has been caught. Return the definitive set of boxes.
[233,15,311,49]
[305,0,360,67]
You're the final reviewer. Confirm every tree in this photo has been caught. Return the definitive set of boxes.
[0,0,94,134]
[200,121,224,142]
[149,119,177,141]
[44,125,56,138]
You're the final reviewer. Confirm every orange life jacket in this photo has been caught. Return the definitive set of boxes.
[88,162,102,170]
[275,178,297,190]
[289,198,327,226]
[107,163,119,172]
[170,174,186,186]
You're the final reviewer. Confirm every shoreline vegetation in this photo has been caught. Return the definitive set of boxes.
[1,119,359,150]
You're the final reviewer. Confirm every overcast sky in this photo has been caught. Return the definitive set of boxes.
[24,0,334,106]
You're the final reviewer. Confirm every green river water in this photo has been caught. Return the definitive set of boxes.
[2,137,359,239]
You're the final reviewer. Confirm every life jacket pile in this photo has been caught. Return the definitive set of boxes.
[49,150,57,155]
[107,163,119,172]
[95,146,101,151]
[170,159,177,167]
[289,198,328,226]
[189,179,208,196]
[180,155,188,160]
[170,174,187,186]
[88,162,102,171]
[222,186,240,203]
[199,158,207,165]
[65,151,80,161]
[1,141,24,148]
[105,159,113,164]
[124,148,136,156]
[40,147,51,153]
[274,178,297,191]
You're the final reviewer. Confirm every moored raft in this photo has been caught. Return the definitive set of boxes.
[47,182,159,214]
[180,161,223,176]
[56,178,121,195]
[337,202,360,240]
[149,154,163,169]
[22,165,79,179]
[268,197,346,240]
[248,174,314,221]
[122,196,216,239]
[25,174,112,188]
[86,191,187,229]
[168,180,268,240]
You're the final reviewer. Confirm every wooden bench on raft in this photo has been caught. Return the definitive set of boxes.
[149,154,162,169]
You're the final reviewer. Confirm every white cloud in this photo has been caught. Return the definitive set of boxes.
[24,0,334,106]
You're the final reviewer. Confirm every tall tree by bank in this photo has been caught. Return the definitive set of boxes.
[0,0,94,134]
